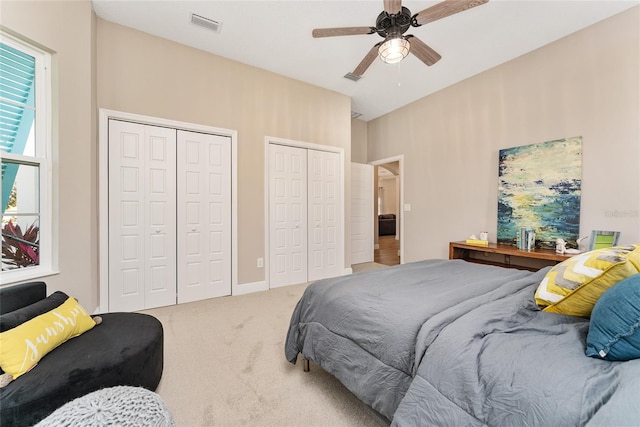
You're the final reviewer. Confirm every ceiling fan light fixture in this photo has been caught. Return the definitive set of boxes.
[378,36,410,64]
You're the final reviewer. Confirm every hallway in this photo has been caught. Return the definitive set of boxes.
[375,235,400,266]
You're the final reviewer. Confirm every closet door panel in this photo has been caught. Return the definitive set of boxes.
[109,120,145,311]
[308,150,341,282]
[108,120,176,311]
[177,130,231,303]
[144,126,177,309]
[269,144,308,287]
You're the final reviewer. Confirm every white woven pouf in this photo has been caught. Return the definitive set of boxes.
[35,386,174,427]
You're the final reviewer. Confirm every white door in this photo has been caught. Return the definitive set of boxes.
[308,150,342,281]
[269,144,308,287]
[108,120,177,311]
[350,163,374,264]
[177,130,231,303]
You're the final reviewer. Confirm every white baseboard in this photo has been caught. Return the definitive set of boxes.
[234,268,354,294]
[233,280,267,296]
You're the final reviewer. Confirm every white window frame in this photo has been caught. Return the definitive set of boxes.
[1,31,56,285]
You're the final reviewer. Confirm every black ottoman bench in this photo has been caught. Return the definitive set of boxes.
[0,282,164,427]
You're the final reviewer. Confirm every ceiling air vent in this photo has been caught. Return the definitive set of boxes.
[351,111,363,119]
[191,13,222,33]
[344,72,362,82]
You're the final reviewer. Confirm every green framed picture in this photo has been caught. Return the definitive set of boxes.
[588,230,620,251]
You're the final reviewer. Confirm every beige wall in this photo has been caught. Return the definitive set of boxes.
[1,1,98,306]
[351,118,368,163]
[4,1,637,304]
[379,177,398,216]
[368,7,640,262]
[96,20,351,287]
[2,2,350,309]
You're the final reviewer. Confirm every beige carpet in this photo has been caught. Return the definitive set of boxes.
[142,263,390,426]
[351,262,388,273]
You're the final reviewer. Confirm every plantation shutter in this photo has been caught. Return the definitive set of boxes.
[0,42,36,213]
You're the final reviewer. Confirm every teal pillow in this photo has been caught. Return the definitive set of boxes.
[586,274,640,361]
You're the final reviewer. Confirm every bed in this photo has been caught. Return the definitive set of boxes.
[285,255,640,425]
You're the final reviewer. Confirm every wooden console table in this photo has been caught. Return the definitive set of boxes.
[449,241,572,271]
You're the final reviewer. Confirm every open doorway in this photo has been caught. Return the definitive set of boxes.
[372,158,402,266]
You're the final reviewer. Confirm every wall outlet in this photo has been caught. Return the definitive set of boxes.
[257,257,264,268]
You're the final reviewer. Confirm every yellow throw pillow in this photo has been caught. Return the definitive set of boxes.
[0,297,96,379]
[535,244,640,318]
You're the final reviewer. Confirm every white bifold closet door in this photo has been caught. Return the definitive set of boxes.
[108,120,231,312]
[108,120,177,311]
[177,130,231,303]
[269,144,341,288]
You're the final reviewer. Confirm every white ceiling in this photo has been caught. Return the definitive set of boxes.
[91,0,639,122]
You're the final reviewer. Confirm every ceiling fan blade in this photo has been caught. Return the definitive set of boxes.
[384,0,402,15]
[406,36,441,66]
[353,43,382,77]
[414,0,488,26]
[312,27,376,38]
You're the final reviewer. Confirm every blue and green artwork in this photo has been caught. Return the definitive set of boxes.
[497,137,582,248]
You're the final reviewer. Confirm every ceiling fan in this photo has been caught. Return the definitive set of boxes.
[312,0,489,78]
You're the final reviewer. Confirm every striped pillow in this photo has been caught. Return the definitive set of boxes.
[535,244,640,318]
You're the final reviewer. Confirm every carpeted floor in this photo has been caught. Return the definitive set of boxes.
[351,262,388,273]
[142,263,390,426]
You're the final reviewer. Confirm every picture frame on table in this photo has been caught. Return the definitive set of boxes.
[588,230,620,251]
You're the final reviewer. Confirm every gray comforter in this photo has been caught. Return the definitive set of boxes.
[285,259,640,426]
[393,271,640,426]
[285,259,542,419]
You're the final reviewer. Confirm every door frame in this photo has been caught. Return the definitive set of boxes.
[370,155,404,263]
[264,136,346,289]
[98,109,238,312]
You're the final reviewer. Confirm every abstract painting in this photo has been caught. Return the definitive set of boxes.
[497,137,582,248]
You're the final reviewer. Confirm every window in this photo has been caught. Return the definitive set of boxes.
[1,31,54,284]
